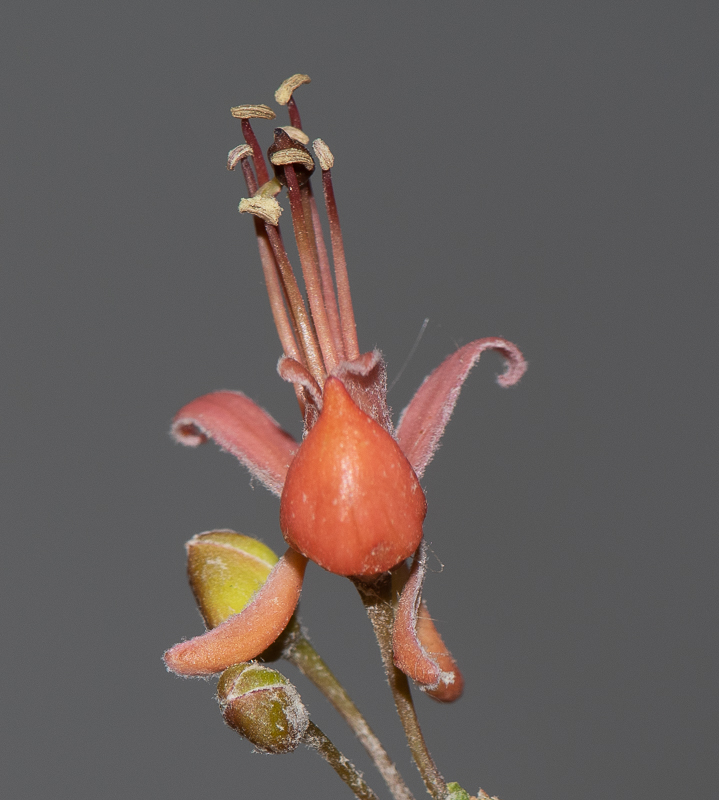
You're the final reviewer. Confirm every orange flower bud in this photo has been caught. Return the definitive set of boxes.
[280,377,426,577]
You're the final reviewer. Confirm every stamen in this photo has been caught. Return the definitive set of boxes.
[283,161,339,374]
[270,147,315,171]
[264,223,326,385]
[312,138,334,171]
[280,126,310,145]
[308,190,345,360]
[239,196,282,227]
[312,139,360,360]
[230,104,276,120]
[275,75,311,106]
[227,144,252,171]
[275,74,311,130]
[236,156,304,374]
[231,105,274,186]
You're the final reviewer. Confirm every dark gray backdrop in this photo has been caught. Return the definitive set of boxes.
[3,2,717,799]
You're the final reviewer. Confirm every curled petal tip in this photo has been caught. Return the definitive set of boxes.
[170,391,299,496]
[397,337,527,478]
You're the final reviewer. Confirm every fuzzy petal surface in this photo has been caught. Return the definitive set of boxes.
[396,338,527,478]
[171,391,299,495]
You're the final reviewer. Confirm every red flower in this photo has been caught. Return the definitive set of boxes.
[163,76,526,699]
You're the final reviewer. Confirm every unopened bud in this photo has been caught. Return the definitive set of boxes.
[187,531,278,629]
[217,663,309,753]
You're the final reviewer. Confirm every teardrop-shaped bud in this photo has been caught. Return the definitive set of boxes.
[217,663,309,753]
[280,377,426,577]
[187,530,279,629]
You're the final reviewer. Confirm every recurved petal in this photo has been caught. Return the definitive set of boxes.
[164,548,308,677]
[171,391,299,496]
[396,338,527,478]
[392,544,463,701]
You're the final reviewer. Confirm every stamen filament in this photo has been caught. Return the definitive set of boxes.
[264,223,326,385]
[239,158,303,367]
[241,118,270,186]
[321,167,360,360]
[284,164,339,374]
[308,189,345,360]
[287,95,302,130]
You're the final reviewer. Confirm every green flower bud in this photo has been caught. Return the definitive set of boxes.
[217,663,309,753]
[187,530,278,629]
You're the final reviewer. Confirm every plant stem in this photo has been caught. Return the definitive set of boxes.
[304,721,380,800]
[354,576,448,800]
[286,633,415,800]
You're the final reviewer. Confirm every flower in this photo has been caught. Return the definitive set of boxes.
[163,76,527,696]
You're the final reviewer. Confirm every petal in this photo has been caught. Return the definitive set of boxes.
[392,544,463,701]
[171,391,299,496]
[396,337,527,478]
[163,548,308,677]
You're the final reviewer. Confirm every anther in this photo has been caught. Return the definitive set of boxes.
[312,139,334,172]
[275,74,311,106]
[270,148,315,171]
[281,125,310,145]
[268,129,315,185]
[227,144,252,171]
[239,196,282,226]
[230,103,276,120]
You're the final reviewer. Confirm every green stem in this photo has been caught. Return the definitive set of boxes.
[286,634,415,800]
[353,576,448,800]
[304,721,380,800]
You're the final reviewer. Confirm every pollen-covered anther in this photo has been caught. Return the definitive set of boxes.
[275,74,311,106]
[227,144,252,171]
[281,126,310,145]
[280,377,427,578]
[312,138,334,171]
[270,147,315,171]
[230,103,276,120]
[239,196,282,226]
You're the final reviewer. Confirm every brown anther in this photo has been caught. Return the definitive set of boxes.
[270,148,315,171]
[268,129,315,185]
[230,104,276,120]
[227,144,252,171]
[312,139,334,171]
[239,196,282,226]
[275,74,311,106]
[281,126,310,145]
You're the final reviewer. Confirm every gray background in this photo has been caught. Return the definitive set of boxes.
[3,2,717,799]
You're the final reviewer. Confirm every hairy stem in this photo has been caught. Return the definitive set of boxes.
[354,576,447,800]
[286,633,415,800]
[304,721,380,800]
